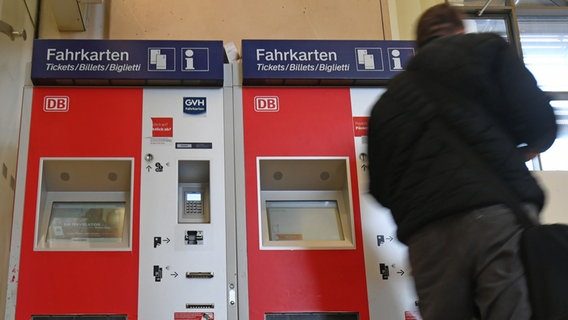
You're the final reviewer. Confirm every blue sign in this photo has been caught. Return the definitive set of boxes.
[241,40,415,85]
[183,97,207,115]
[31,40,225,86]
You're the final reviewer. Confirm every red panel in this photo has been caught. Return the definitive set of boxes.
[16,87,142,319]
[242,88,369,319]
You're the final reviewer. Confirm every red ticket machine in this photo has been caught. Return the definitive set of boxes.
[241,87,369,320]
[11,87,143,319]
[237,39,419,320]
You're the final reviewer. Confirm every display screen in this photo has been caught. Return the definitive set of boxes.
[266,200,344,241]
[46,202,126,243]
[186,192,202,202]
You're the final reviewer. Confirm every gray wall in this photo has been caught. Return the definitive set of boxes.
[0,0,35,317]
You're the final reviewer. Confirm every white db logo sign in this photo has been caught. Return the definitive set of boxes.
[254,96,279,112]
[43,96,70,112]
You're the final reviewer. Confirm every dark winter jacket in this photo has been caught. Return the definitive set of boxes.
[367,33,557,244]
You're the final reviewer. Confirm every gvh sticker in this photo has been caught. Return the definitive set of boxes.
[183,97,207,115]
[151,117,173,137]
[43,96,69,112]
[254,96,279,112]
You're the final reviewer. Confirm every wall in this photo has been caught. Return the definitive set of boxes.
[107,0,388,49]
[387,0,443,40]
[36,1,451,45]
[38,0,109,39]
[0,0,35,316]
[36,0,391,45]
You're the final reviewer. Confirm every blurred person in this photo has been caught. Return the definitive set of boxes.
[367,2,557,320]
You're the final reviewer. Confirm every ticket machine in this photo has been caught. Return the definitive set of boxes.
[236,40,420,320]
[6,40,236,320]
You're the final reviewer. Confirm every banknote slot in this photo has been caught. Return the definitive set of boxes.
[186,303,215,309]
[186,272,214,279]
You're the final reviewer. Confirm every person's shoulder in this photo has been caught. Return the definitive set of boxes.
[459,32,508,48]
[466,32,506,41]
[378,71,423,104]
[385,69,416,89]
[425,33,509,58]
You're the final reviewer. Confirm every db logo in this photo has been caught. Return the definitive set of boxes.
[43,96,69,112]
[254,96,279,112]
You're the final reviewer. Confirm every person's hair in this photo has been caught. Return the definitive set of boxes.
[416,3,465,48]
